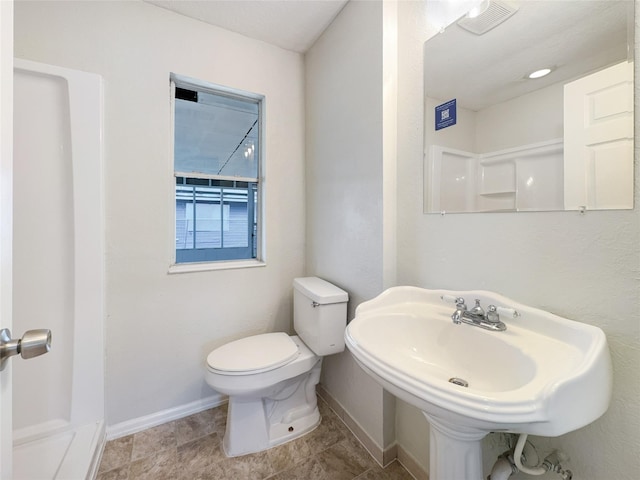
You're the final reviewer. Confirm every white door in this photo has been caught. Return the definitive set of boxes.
[564,61,634,210]
[0,1,14,478]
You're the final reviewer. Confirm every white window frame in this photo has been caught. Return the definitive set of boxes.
[168,73,266,273]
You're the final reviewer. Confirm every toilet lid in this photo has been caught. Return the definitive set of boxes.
[206,332,300,375]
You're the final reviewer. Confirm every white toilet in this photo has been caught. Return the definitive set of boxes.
[205,277,348,457]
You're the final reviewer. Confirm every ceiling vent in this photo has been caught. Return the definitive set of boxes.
[457,1,519,35]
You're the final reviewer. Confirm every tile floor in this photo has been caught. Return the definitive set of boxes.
[96,396,414,480]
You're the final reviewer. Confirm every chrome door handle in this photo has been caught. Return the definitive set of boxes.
[0,328,51,371]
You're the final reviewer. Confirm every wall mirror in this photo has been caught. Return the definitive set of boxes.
[423,0,634,213]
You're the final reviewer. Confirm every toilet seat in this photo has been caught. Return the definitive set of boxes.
[207,332,300,375]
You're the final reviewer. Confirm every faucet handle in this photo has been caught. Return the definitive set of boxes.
[440,295,467,308]
[495,306,520,318]
[454,297,467,308]
[486,305,500,323]
[440,294,458,303]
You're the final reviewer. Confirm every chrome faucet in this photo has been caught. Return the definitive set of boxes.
[450,298,507,331]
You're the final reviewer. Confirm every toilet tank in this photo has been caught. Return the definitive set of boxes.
[293,277,348,356]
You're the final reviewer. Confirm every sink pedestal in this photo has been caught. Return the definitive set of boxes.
[425,414,487,480]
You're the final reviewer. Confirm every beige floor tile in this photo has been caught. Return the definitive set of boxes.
[176,432,225,472]
[95,464,130,480]
[175,409,218,446]
[176,461,227,480]
[129,447,178,480]
[267,436,312,473]
[266,456,329,480]
[98,395,413,480]
[97,435,134,474]
[215,449,275,480]
[355,460,416,480]
[304,415,347,455]
[315,438,375,480]
[131,422,177,461]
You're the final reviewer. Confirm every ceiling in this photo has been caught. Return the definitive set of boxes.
[145,0,349,53]
[424,0,632,111]
[143,0,631,112]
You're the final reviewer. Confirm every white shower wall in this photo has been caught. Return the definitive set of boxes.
[12,59,104,479]
[13,69,74,433]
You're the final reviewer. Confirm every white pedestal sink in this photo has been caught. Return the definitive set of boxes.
[344,287,612,480]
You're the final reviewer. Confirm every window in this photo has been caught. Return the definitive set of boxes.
[171,74,262,264]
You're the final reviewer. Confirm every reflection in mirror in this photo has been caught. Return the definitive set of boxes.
[423,0,634,213]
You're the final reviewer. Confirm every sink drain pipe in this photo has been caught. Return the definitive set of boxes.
[488,434,573,480]
[487,452,517,480]
[514,434,546,475]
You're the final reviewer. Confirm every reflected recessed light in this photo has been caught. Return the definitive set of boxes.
[527,68,553,79]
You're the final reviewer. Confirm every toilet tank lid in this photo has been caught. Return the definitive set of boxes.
[293,277,348,304]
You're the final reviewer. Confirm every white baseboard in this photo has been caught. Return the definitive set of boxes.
[105,393,227,440]
[397,444,429,480]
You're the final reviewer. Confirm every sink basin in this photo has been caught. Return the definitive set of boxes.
[345,287,612,480]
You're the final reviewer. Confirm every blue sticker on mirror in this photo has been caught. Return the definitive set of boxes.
[435,99,457,130]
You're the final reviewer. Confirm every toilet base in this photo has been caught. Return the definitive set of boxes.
[222,359,322,457]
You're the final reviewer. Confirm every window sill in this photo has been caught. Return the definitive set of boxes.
[168,259,266,274]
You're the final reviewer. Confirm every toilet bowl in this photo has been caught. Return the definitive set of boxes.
[205,277,348,457]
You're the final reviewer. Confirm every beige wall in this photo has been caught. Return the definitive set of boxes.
[14,0,306,426]
[397,1,640,479]
[13,1,640,478]
[475,82,564,153]
[305,0,397,455]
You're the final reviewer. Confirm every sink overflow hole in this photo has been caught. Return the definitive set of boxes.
[449,377,469,387]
